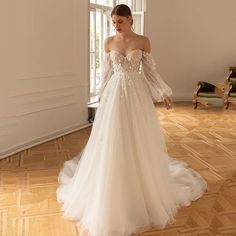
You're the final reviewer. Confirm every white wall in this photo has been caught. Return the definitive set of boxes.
[145,0,236,100]
[0,0,89,158]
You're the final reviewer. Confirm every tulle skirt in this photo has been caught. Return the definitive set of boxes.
[56,71,207,236]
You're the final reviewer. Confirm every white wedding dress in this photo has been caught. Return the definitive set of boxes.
[56,49,207,236]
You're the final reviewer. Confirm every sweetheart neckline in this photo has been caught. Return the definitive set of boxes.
[109,49,142,57]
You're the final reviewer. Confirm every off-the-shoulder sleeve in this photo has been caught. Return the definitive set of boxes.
[142,51,172,102]
[97,53,113,96]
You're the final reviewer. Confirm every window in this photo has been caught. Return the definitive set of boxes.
[89,0,146,103]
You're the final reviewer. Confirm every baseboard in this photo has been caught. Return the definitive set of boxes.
[0,122,92,160]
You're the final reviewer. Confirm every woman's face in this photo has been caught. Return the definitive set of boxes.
[111,15,132,33]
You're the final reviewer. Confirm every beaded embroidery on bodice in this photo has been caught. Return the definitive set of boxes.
[110,49,142,74]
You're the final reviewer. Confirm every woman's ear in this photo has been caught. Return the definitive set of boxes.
[127,16,132,24]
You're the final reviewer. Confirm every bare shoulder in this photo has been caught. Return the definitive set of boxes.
[140,35,151,53]
[104,36,115,53]
[135,34,151,53]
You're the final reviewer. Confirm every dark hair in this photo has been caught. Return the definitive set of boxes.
[111,4,133,25]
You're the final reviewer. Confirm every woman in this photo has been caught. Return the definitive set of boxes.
[57,4,207,236]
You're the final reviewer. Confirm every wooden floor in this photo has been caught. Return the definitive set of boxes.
[1,102,236,236]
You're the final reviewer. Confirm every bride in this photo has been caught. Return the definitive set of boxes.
[57,4,207,236]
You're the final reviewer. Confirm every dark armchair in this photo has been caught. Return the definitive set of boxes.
[193,81,224,109]
[224,67,236,109]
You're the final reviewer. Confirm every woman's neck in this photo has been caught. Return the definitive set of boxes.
[116,30,135,40]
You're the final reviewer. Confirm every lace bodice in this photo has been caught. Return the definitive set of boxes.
[99,49,172,102]
[110,49,142,74]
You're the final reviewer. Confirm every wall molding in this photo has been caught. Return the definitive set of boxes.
[0,0,89,158]
[17,72,77,80]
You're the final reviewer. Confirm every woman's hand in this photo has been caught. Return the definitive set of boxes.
[163,96,173,110]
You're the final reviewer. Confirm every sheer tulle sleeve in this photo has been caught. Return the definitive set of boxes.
[142,51,172,102]
[97,53,113,96]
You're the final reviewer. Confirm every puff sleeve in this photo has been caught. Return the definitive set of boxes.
[142,51,172,102]
[97,53,113,96]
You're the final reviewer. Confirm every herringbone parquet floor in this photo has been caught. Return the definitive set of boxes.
[1,102,236,236]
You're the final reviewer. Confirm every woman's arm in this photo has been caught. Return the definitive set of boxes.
[141,37,172,109]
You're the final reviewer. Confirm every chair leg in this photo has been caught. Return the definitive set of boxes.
[202,100,209,107]
[225,102,229,109]
[194,102,198,109]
